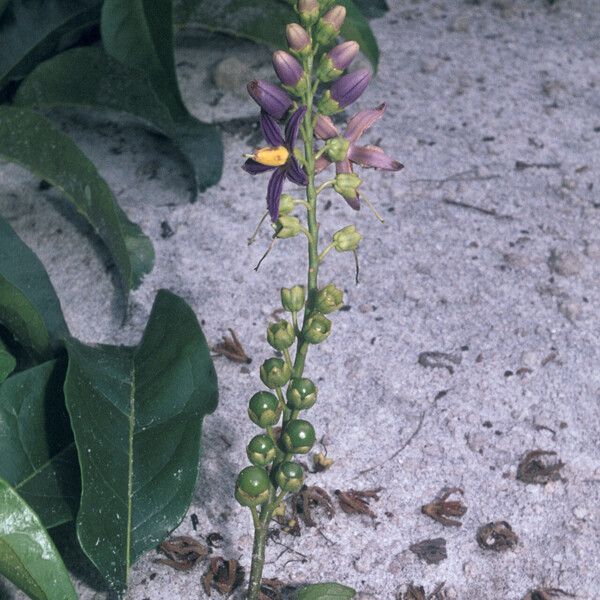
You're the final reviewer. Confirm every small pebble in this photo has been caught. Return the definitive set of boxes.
[558,300,583,322]
[573,506,588,520]
[548,249,583,276]
[213,56,254,97]
[448,15,470,32]
[419,58,439,74]
[584,240,600,260]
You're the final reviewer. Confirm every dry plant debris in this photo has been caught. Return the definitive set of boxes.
[421,487,467,527]
[293,485,335,528]
[399,582,447,599]
[517,450,565,485]
[408,538,448,565]
[213,329,251,363]
[417,350,462,374]
[259,578,288,600]
[335,487,382,518]
[311,452,334,472]
[476,521,519,552]
[523,589,575,600]
[155,535,209,571]
[206,532,225,549]
[202,556,245,596]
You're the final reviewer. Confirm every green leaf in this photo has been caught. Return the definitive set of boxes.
[101,0,185,121]
[0,477,78,600]
[0,0,9,20]
[0,339,16,383]
[0,0,101,88]
[295,583,356,600]
[14,47,223,198]
[352,0,388,19]
[0,216,68,358]
[189,0,379,70]
[64,289,218,591]
[0,106,154,295]
[0,361,80,529]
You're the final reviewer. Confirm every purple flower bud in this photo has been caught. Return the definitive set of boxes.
[328,41,359,71]
[286,23,311,53]
[272,51,304,87]
[247,80,293,120]
[298,0,319,26]
[316,5,346,45]
[330,68,371,108]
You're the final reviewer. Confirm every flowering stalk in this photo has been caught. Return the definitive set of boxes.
[237,3,403,598]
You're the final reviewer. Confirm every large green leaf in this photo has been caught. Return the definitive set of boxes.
[0,361,80,529]
[0,216,68,358]
[295,583,356,600]
[352,0,388,19]
[0,339,16,383]
[189,0,379,70]
[0,0,101,88]
[64,289,218,591]
[15,47,222,199]
[101,0,185,121]
[0,477,78,600]
[0,106,154,295]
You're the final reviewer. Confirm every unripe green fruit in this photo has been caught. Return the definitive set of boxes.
[303,312,332,344]
[247,434,277,466]
[286,377,318,410]
[282,419,316,454]
[248,391,282,428]
[276,461,305,492]
[315,284,344,314]
[235,466,272,507]
[260,358,292,389]
[267,320,295,351]
[281,285,305,312]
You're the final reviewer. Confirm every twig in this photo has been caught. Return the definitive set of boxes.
[409,169,501,188]
[358,411,425,475]
[442,198,513,220]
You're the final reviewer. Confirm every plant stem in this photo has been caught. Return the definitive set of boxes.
[247,42,320,600]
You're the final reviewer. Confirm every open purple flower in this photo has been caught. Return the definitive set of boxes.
[314,103,403,209]
[243,108,308,221]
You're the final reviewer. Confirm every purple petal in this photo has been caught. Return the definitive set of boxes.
[348,144,404,171]
[315,156,332,173]
[247,80,292,120]
[344,103,386,144]
[314,115,339,140]
[285,106,307,149]
[243,158,275,175]
[267,168,286,221]
[260,111,284,147]
[272,50,303,87]
[330,69,371,108]
[286,156,308,186]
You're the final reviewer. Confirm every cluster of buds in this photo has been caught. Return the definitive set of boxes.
[237,1,403,596]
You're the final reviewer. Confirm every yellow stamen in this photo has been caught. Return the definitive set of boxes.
[252,145,289,167]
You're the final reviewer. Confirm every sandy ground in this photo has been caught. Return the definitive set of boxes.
[1,0,600,598]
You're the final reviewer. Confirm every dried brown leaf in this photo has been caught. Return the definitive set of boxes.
[335,488,382,519]
[421,487,467,527]
[408,538,447,565]
[523,589,575,600]
[202,556,245,597]
[294,485,335,527]
[156,535,209,571]
[517,450,565,485]
[213,329,251,364]
[476,521,518,552]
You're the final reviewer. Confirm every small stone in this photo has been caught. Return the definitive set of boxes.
[548,249,582,276]
[213,56,254,97]
[448,15,470,32]
[520,351,539,369]
[358,303,374,313]
[419,59,439,74]
[573,506,587,520]
[353,556,372,574]
[561,177,577,190]
[558,300,582,322]
[584,240,600,260]
[463,561,478,577]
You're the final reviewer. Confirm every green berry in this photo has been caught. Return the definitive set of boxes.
[248,391,282,428]
[267,320,295,351]
[235,466,272,507]
[286,377,317,410]
[315,284,344,314]
[260,357,292,389]
[303,312,332,344]
[282,419,316,454]
[276,461,305,493]
[247,434,277,466]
